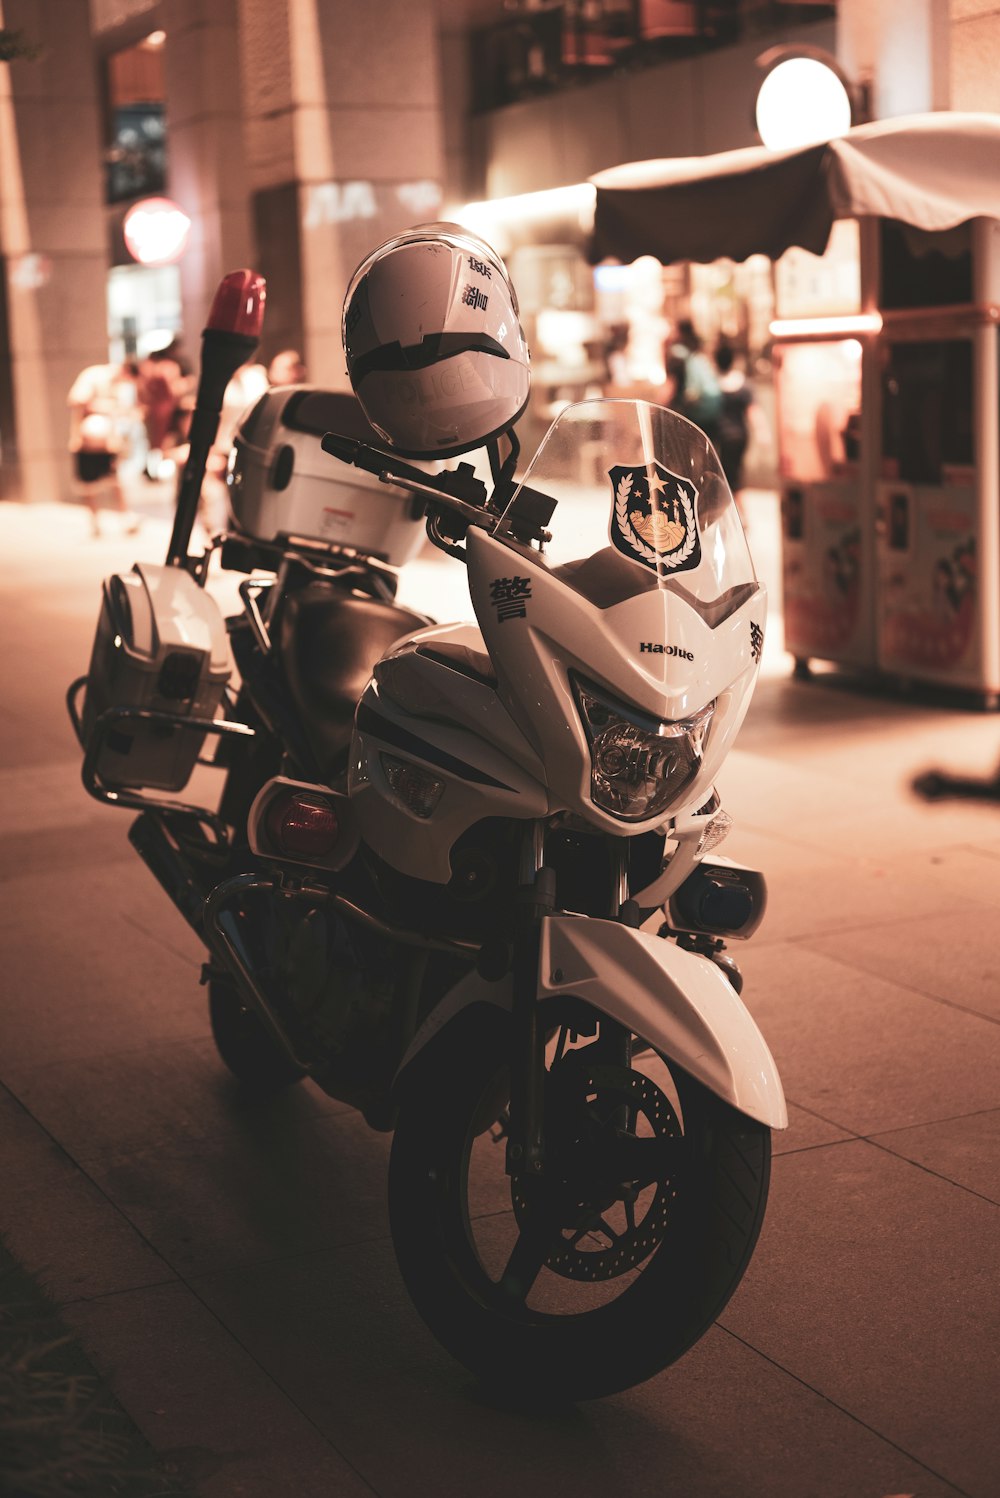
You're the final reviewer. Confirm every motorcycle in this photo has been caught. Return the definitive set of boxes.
[70,228,787,1400]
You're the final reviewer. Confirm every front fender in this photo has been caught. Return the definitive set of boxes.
[541,918,786,1128]
[396,916,786,1129]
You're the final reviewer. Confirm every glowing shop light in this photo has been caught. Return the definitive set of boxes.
[453,183,596,242]
[769,313,882,339]
[123,197,192,267]
[755,57,853,152]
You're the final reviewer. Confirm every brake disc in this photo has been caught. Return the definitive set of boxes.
[511,1061,683,1282]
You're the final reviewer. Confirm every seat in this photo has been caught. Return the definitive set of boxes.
[276,581,428,778]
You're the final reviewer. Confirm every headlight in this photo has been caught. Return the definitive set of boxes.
[572,674,714,822]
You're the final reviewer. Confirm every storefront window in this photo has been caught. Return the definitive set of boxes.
[104,32,167,204]
[881,339,974,483]
[107,262,181,362]
[775,339,863,482]
[774,219,861,320]
[879,222,973,311]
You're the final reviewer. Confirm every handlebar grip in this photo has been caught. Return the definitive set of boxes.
[320,431,488,507]
[321,432,381,474]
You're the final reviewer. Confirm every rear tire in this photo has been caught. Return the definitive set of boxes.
[208,976,306,1096]
[389,1004,770,1400]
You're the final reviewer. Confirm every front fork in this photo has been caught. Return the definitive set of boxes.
[505,823,631,1179]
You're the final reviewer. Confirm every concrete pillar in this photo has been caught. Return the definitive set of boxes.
[0,0,107,503]
[237,0,445,387]
[161,0,255,352]
[838,0,950,119]
[951,3,1000,113]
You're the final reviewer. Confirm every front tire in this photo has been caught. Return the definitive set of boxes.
[389,1004,770,1400]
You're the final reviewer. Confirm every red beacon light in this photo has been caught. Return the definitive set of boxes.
[165,266,267,568]
[206,269,266,338]
[265,790,340,861]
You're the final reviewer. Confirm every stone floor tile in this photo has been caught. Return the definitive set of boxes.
[0,1085,175,1305]
[63,1280,374,1498]
[721,830,990,947]
[722,1139,1000,1497]
[807,907,1000,1022]
[0,861,205,1068]
[4,1036,337,1170]
[774,1100,855,1154]
[894,843,1000,909]
[189,1236,964,1498]
[737,941,1000,1134]
[869,1107,1000,1205]
[84,1104,393,1277]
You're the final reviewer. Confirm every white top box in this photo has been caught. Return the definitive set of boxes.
[226,386,427,567]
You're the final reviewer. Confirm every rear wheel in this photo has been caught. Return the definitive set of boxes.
[389,1003,770,1401]
[208,975,306,1096]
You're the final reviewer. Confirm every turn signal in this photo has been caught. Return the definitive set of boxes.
[380,754,445,818]
[265,791,340,859]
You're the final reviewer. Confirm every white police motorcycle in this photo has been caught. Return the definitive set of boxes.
[72,228,786,1400]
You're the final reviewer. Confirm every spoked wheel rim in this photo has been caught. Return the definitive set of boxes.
[454,1021,692,1322]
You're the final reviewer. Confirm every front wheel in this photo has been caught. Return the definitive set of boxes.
[389,1004,770,1401]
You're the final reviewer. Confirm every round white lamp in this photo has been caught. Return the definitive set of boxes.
[755,55,853,152]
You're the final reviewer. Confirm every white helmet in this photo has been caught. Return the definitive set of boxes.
[342,223,530,459]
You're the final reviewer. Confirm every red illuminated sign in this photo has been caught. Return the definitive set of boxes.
[123,196,191,266]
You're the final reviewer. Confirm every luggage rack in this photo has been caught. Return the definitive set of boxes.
[66,675,256,844]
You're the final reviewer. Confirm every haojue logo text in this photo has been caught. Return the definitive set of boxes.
[639,642,694,660]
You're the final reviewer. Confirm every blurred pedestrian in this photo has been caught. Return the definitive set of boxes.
[67,361,141,536]
[138,341,193,476]
[715,342,768,523]
[715,343,754,488]
[602,323,630,388]
[267,348,308,386]
[664,319,722,446]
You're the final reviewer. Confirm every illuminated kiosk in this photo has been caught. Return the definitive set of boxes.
[591,113,1000,706]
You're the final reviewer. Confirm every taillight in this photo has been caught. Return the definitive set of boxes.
[265,791,339,858]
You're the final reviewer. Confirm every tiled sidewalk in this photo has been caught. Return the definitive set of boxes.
[1,494,999,1498]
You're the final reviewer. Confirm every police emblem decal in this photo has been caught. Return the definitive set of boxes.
[608,463,701,575]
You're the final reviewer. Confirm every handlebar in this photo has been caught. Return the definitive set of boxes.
[320,431,554,546]
[320,433,490,509]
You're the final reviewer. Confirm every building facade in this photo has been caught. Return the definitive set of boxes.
[0,0,994,504]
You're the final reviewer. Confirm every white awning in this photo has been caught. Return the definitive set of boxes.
[589,112,1000,264]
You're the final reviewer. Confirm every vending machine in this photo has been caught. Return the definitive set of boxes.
[771,220,880,677]
[773,215,1000,706]
[873,218,1000,706]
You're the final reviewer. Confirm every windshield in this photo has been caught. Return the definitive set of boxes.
[502,400,756,618]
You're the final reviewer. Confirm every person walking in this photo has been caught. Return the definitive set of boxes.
[67,361,142,536]
[267,348,308,386]
[715,343,754,489]
[664,318,723,448]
